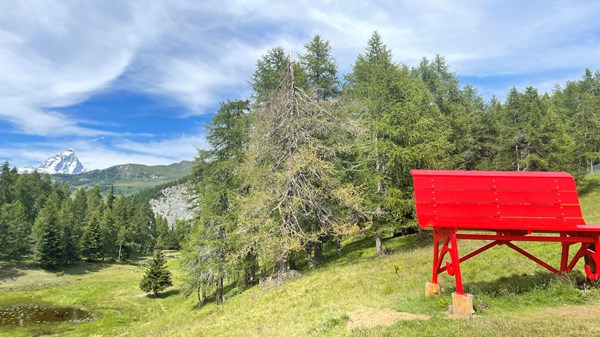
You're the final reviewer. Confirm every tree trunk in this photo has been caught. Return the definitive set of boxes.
[245,264,255,287]
[277,259,288,274]
[418,227,425,240]
[196,286,205,307]
[260,267,267,285]
[306,243,314,268]
[289,258,296,270]
[336,239,342,257]
[375,235,382,256]
[314,241,324,266]
[215,276,224,305]
[117,244,123,262]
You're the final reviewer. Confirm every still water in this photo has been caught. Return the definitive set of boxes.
[0,305,92,326]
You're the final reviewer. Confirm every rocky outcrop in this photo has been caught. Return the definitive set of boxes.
[149,184,195,228]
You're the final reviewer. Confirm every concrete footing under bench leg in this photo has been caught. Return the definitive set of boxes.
[425,282,440,297]
[452,292,474,317]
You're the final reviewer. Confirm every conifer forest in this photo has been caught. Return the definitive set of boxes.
[2,32,600,309]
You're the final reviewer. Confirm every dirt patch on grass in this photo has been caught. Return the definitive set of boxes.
[347,308,429,330]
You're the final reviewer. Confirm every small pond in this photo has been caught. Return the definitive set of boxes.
[0,305,92,326]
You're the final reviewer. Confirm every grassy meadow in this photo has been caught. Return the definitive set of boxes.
[3,176,600,336]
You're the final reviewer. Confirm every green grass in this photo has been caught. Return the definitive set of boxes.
[3,176,600,336]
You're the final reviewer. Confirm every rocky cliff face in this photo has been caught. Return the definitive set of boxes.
[149,184,195,228]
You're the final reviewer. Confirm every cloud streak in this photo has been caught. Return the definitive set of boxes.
[1,1,599,168]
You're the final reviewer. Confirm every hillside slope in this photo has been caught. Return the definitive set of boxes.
[2,176,600,336]
[52,161,193,195]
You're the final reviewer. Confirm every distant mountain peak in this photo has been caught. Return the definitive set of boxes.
[37,149,86,175]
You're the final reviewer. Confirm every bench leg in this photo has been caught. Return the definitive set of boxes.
[585,239,600,280]
[560,239,570,274]
[431,229,465,295]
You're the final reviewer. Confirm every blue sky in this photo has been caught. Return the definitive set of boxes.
[1,0,599,170]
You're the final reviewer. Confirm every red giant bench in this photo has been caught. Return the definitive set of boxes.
[411,170,600,314]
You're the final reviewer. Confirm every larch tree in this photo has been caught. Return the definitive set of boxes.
[239,54,364,277]
[345,31,452,255]
[299,35,340,101]
[184,99,249,305]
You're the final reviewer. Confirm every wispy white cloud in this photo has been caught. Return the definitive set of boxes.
[0,132,208,170]
[1,0,599,168]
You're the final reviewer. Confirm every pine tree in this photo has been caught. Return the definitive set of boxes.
[131,201,156,254]
[299,35,340,101]
[81,210,104,262]
[140,250,173,298]
[59,198,81,265]
[250,47,307,104]
[100,207,117,259]
[1,201,31,259]
[497,86,576,173]
[72,187,88,238]
[106,185,116,210]
[114,196,132,261]
[31,192,63,269]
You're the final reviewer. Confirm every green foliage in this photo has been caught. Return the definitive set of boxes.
[140,250,173,297]
[0,201,30,259]
[346,32,452,253]
[183,100,250,305]
[81,210,104,262]
[299,35,340,101]
[59,198,81,265]
[31,191,63,269]
[496,87,577,174]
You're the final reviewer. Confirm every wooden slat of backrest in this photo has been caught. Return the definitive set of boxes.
[414,189,581,205]
[415,214,584,230]
[411,170,585,231]
[416,203,583,218]
[413,175,577,191]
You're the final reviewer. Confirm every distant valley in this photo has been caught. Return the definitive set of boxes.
[52,161,193,195]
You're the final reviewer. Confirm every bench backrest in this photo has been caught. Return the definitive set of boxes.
[411,170,585,231]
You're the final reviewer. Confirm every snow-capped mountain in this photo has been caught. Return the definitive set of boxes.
[36,149,86,175]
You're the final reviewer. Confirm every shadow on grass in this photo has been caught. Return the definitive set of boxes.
[323,232,433,268]
[149,289,181,299]
[60,262,113,276]
[466,271,560,297]
[0,263,28,281]
[0,259,57,282]
[578,178,600,196]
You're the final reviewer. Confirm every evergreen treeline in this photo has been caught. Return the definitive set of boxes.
[182,32,600,305]
[0,164,183,268]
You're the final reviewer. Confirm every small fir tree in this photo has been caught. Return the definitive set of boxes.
[81,210,104,262]
[140,250,173,298]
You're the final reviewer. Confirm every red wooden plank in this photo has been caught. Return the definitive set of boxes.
[415,203,583,218]
[413,175,576,191]
[411,170,572,178]
[416,214,584,230]
[414,189,580,205]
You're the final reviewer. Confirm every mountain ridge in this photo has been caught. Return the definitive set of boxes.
[20,148,86,174]
[52,160,193,195]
